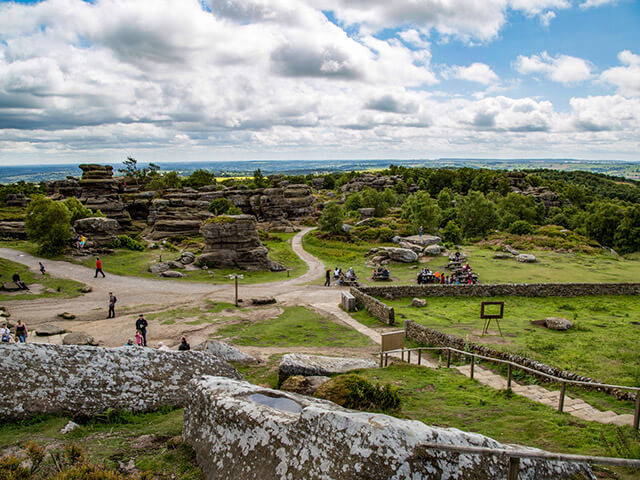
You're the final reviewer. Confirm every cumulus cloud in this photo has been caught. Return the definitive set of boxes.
[580,0,617,9]
[445,63,499,85]
[600,50,640,97]
[514,52,594,84]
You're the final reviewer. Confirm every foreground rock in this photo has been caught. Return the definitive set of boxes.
[531,317,574,331]
[184,377,593,480]
[62,332,98,346]
[197,215,284,271]
[279,353,377,383]
[516,253,537,263]
[195,340,257,364]
[1,344,241,419]
[35,324,67,336]
[411,298,427,308]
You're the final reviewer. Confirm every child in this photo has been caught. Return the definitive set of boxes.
[135,329,144,346]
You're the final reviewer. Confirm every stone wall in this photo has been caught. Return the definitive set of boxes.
[0,344,241,419]
[350,286,395,325]
[183,376,593,480]
[358,283,640,299]
[405,321,634,401]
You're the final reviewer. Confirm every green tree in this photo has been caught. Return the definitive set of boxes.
[208,198,242,215]
[25,195,73,255]
[441,220,462,244]
[508,220,535,235]
[253,169,267,188]
[318,202,345,235]
[184,169,216,188]
[497,193,539,229]
[401,191,442,233]
[147,171,182,190]
[614,206,640,254]
[62,197,100,223]
[585,201,626,247]
[118,157,160,185]
[455,191,499,239]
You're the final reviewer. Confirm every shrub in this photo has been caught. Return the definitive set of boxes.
[208,198,242,215]
[440,220,462,244]
[62,197,101,223]
[25,195,73,255]
[110,235,145,251]
[318,202,345,236]
[508,220,535,235]
[351,226,394,242]
[314,374,401,412]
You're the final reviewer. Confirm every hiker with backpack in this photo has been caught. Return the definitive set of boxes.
[107,292,117,319]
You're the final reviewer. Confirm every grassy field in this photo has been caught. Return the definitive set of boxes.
[215,306,375,348]
[0,257,86,302]
[368,295,640,388]
[0,409,203,479]
[302,232,640,285]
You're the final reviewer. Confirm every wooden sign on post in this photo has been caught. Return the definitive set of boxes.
[480,301,504,336]
[381,330,405,353]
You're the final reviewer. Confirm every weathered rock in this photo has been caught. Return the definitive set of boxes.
[184,377,594,480]
[0,221,27,239]
[367,247,418,263]
[1,282,21,292]
[161,270,186,278]
[57,312,76,320]
[149,262,171,274]
[194,340,257,364]
[73,217,120,247]
[197,215,283,271]
[411,298,427,308]
[532,317,574,331]
[251,297,276,305]
[341,291,357,312]
[60,421,80,434]
[397,241,423,253]
[423,244,443,256]
[36,324,67,336]
[79,286,93,293]
[341,223,353,233]
[504,245,520,256]
[63,332,98,346]
[358,208,376,218]
[279,353,377,383]
[516,253,537,263]
[402,234,442,246]
[179,252,196,265]
[0,344,241,419]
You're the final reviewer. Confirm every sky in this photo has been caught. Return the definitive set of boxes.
[0,0,638,165]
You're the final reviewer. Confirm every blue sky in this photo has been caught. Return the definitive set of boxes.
[0,0,638,164]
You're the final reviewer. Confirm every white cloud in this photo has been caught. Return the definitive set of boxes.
[539,10,556,26]
[514,52,594,84]
[445,63,499,85]
[580,0,617,9]
[600,50,640,97]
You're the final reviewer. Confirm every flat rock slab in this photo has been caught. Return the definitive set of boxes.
[279,353,377,383]
[63,332,98,346]
[1,344,241,420]
[401,234,442,246]
[195,340,257,364]
[250,297,276,305]
[183,377,593,480]
[35,324,68,336]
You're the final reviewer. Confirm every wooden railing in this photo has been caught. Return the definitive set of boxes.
[417,442,640,480]
[377,346,640,430]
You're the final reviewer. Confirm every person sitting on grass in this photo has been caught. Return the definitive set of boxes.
[1,323,12,343]
[178,337,191,351]
[11,273,29,291]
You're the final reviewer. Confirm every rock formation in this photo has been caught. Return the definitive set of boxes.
[196,215,284,271]
[194,340,257,364]
[183,377,593,480]
[0,221,26,239]
[77,164,131,228]
[367,246,419,263]
[73,217,119,247]
[1,344,241,419]
[340,173,418,193]
[279,353,377,383]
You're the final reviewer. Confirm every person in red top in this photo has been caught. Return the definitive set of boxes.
[95,257,106,278]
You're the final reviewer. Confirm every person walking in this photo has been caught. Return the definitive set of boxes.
[324,269,331,287]
[38,262,46,275]
[15,320,28,343]
[95,257,106,278]
[107,292,117,319]
[135,314,148,346]
[178,337,191,351]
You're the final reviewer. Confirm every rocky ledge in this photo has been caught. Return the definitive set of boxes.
[183,377,593,480]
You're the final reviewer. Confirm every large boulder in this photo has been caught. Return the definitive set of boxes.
[160,270,186,278]
[516,253,537,263]
[63,332,97,346]
[423,244,443,256]
[531,317,574,331]
[183,377,593,480]
[367,247,418,263]
[0,344,241,419]
[73,217,119,247]
[401,234,441,246]
[194,340,257,364]
[1,282,21,292]
[149,262,171,274]
[279,353,377,384]
[35,324,67,336]
[197,215,284,271]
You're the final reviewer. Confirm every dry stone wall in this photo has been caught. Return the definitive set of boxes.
[358,283,640,299]
[349,286,395,325]
[0,344,241,419]
[183,376,593,480]
[405,321,634,401]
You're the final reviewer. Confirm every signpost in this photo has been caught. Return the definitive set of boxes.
[480,301,505,336]
[228,274,244,307]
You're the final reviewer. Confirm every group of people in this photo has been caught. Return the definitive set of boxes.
[1,320,29,343]
[416,263,477,285]
[371,266,390,281]
[416,268,447,284]
[324,267,358,286]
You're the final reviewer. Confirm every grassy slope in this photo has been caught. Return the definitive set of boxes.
[381,295,640,387]
[77,232,307,284]
[0,257,85,302]
[302,231,640,285]
[215,306,374,348]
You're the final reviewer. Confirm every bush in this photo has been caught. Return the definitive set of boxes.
[314,374,401,412]
[208,198,242,215]
[62,197,102,223]
[440,220,462,244]
[351,226,394,242]
[318,202,345,236]
[110,235,145,251]
[508,220,535,235]
[25,195,73,255]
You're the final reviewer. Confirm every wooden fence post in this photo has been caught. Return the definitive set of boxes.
[634,391,639,430]
[558,382,567,412]
[507,364,513,389]
[446,349,452,368]
[418,350,422,366]
[507,457,520,480]
[470,356,475,380]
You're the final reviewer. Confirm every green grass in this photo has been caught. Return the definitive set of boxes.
[0,257,86,302]
[0,409,203,479]
[355,364,640,463]
[235,354,282,388]
[146,302,236,324]
[374,295,640,388]
[302,231,640,285]
[215,306,375,348]
[77,232,307,284]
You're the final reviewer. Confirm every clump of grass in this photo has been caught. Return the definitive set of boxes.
[315,374,401,412]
